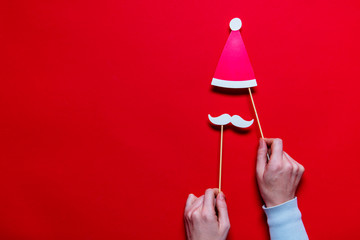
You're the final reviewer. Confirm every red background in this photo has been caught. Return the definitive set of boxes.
[1,0,360,239]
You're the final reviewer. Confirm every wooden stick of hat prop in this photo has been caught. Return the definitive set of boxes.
[248,88,264,138]
[248,87,269,160]
[248,87,270,161]
[226,18,268,157]
[208,18,266,192]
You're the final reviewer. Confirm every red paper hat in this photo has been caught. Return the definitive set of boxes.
[211,18,257,89]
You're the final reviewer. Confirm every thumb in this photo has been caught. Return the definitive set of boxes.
[256,138,268,177]
[216,192,230,230]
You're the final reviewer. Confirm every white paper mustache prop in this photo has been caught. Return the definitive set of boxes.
[208,114,254,128]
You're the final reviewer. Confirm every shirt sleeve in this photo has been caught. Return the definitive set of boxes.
[263,197,309,240]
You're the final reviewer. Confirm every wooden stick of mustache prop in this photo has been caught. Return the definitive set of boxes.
[219,125,224,192]
[208,114,254,192]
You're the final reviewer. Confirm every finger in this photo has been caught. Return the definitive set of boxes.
[188,195,205,221]
[283,152,297,182]
[284,151,296,162]
[284,152,305,174]
[264,138,283,164]
[185,195,204,221]
[284,152,296,166]
[256,138,268,177]
[216,192,230,230]
[203,188,218,214]
[284,152,300,173]
[188,195,204,215]
[285,152,305,184]
[185,193,197,212]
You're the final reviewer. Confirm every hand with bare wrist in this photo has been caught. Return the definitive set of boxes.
[184,188,230,240]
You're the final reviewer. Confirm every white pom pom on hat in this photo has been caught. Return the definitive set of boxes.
[229,18,242,31]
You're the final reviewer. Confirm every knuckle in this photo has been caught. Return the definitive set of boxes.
[222,222,231,232]
[201,212,213,222]
[192,210,201,220]
[185,211,192,220]
[284,163,293,172]
[227,223,231,230]
[205,188,213,194]
[271,162,283,171]
[274,138,283,145]
[258,148,267,154]
[187,193,194,201]
[293,164,299,173]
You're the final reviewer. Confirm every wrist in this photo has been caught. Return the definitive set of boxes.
[264,196,295,208]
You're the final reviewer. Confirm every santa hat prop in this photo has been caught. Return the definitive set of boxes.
[211,18,257,89]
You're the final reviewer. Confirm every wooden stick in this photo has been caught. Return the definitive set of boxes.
[248,87,264,139]
[248,87,270,161]
[219,125,224,192]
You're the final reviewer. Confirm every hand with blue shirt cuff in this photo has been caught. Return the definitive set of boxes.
[256,138,304,207]
[257,138,308,240]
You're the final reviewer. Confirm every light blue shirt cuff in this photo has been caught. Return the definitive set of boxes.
[263,197,308,240]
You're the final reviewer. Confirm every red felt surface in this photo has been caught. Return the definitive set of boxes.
[1,0,360,239]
